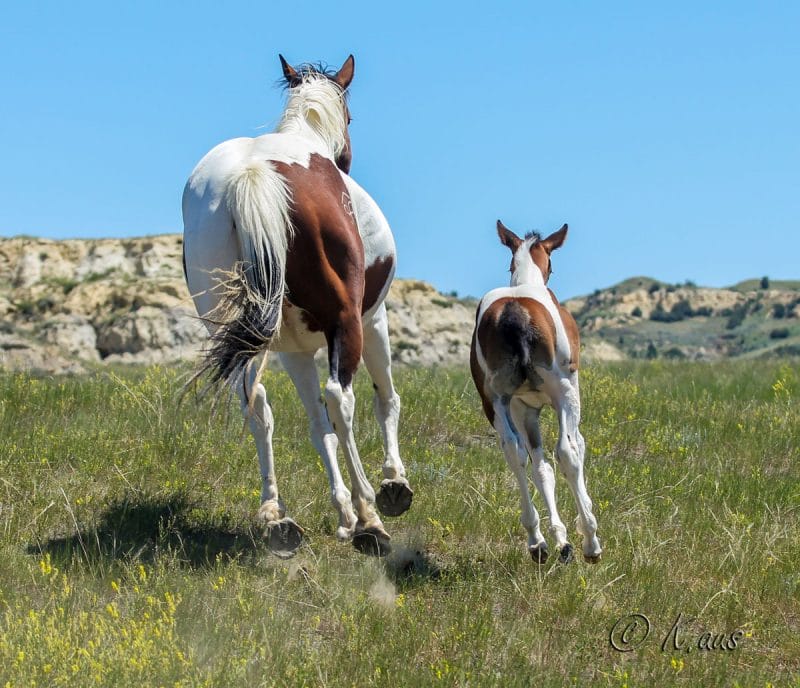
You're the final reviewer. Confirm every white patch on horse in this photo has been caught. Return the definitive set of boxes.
[341,191,354,217]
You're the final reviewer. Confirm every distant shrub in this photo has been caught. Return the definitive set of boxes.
[646,342,658,359]
[631,306,642,317]
[395,340,419,352]
[684,280,697,288]
[726,302,750,330]
[649,299,708,323]
[770,328,790,340]
[772,303,786,319]
[431,298,453,309]
[648,283,660,295]
[650,305,679,322]
[666,285,676,293]
[663,347,687,359]
[760,276,770,289]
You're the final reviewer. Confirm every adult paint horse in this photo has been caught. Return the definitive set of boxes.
[470,221,602,564]
[182,55,412,556]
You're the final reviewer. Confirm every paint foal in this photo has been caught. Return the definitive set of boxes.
[182,55,412,556]
[470,221,602,564]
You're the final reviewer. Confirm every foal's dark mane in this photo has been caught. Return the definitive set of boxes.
[524,231,542,243]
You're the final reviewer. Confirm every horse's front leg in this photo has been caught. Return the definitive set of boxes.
[279,351,358,541]
[362,303,413,517]
[324,311,391,556]
[239,360,303,557]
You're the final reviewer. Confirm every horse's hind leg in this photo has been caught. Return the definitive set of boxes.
[493,397,548,563]
[362,304,413,517]
[510,399,572,563]
[279,351,358,541]
[553,375,602,563]
[324,311,391,556]
[239,360,303,557]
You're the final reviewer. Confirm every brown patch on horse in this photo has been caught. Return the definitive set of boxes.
[273,153,365,385]
[363,255,394,313]
[469,308,495,424]
[478,298,556,373]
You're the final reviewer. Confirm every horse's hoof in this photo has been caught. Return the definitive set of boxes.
[559,543,575,564]
[376,479,413,517]
[583,551,602,564]
[352,526,392,557]
[529,542,549,564]
[264,517,304,559]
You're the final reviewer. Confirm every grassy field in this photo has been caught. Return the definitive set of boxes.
[0,360,798,687]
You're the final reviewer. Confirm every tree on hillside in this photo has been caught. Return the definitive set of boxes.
[760,276,770,290]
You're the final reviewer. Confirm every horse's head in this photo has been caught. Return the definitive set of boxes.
[496,220,568,287]
[279,54,355,173]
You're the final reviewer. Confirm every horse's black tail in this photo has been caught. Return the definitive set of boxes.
[197,161,293,393]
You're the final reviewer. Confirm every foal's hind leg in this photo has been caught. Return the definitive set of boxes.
[493,397,548,562]
[362,304,413,517]
[553,376,602,563]
[325,312,391,556]
[239,360,303,556]
[279,351,358,541]
[509,399,572,563]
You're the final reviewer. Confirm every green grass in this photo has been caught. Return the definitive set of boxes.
[0,360,799,687]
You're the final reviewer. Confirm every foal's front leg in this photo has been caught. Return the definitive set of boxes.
[362,303,413,517]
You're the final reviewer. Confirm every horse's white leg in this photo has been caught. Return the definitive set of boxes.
[237,361,282,524]
[324,378,388,542]
[279,351,358,541]
[552,375,602,562]
[361,304,413,517]
[509,399,572,562]
[493,397,548,562]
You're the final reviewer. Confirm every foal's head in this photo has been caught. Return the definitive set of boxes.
[496,220,568,287]
[279,54,355,173]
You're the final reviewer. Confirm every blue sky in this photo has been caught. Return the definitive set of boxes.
[2,1,798,299]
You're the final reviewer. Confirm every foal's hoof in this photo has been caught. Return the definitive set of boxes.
[583,552,602,564]
[264,518,304,559]
[352,526,392,557]
[376,479,413,517]
[558,543,575,564]
[529,542,549,564]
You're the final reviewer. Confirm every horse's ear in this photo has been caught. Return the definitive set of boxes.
[279,54,299,85]
[333,54,355,90]
[541,224,568,253]
[497,220,522,252]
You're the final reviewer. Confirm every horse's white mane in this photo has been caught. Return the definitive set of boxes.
[276,74,348,159]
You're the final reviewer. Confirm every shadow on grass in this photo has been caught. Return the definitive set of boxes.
[27,492,265,570]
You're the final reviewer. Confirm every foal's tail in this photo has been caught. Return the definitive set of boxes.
[202,160,293,390]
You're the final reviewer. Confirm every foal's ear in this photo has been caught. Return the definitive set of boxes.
[497,220,523,252]
[540,224,568,253]
[333,54,355,90]
[279,54,300,86]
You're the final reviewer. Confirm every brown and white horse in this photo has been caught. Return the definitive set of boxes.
[470,221,602,564]
[182,55,412,556]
